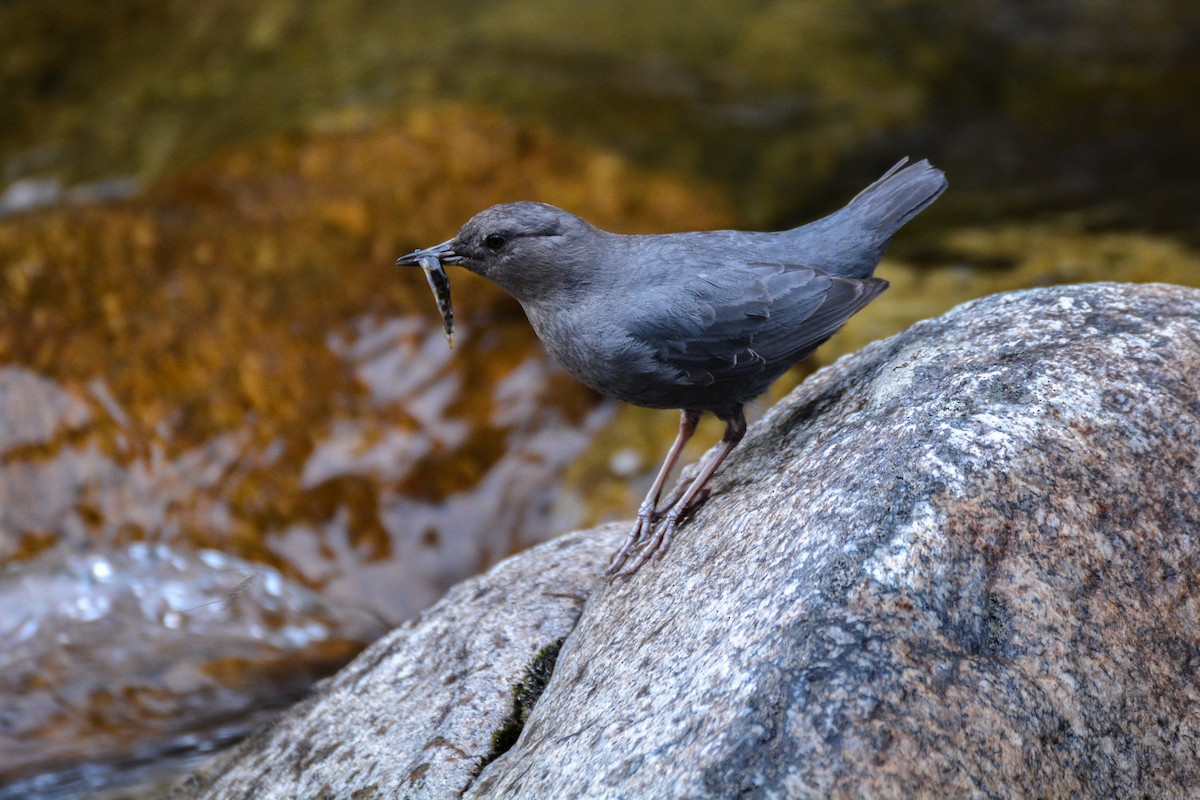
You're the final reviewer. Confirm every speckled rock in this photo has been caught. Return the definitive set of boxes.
[181,282,1200,798]
[471,282,1200,798]
[173,525,624,799]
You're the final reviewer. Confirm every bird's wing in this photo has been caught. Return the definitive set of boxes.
[624,261,887,388]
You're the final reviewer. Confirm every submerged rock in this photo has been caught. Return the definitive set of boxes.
[179,282,1200,798]
[0,543,385,796]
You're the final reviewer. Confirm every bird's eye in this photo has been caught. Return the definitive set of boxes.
[483,233,507,251]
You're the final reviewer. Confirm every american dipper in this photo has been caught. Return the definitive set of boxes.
[398,158,947,576]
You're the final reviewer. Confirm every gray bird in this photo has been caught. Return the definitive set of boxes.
[398,158,947,576]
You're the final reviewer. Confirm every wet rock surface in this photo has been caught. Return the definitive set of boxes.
[182,282,1199,798]
[0,543,386,798]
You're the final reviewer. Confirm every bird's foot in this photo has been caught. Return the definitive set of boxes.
[613,510,680,577]
[605,504,658,577]
[607,488,711,578]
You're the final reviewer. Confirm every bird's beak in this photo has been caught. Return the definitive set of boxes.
[396,240,462,266]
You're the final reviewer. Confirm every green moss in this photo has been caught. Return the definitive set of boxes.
[483,638,565,766]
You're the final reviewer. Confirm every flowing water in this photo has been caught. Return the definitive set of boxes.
[1,1,1198,796]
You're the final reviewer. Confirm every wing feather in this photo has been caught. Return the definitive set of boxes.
[625,261,887,389]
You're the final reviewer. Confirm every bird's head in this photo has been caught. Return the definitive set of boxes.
[398,202,599,304]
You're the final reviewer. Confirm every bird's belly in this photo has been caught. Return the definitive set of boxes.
[548,337,669,407]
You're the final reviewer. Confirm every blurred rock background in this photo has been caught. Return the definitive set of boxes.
[0,1,1197,797]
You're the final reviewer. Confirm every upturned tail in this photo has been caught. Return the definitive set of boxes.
[788,157,946,279]
[846,157,947,246]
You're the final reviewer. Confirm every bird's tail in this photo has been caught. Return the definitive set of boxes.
[845,157,947,246]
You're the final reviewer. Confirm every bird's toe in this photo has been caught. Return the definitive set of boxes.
[605,514,654,576]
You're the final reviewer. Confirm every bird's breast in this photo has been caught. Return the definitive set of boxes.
[522,300,681,409]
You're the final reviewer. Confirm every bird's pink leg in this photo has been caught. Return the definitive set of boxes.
[605,409,700,576]
[614,411,746,577]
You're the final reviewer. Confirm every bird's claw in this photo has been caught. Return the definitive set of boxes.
[621,515,677,575]
[605,506,656,577]
[607,509,684,579]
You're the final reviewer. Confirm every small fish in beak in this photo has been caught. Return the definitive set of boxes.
[397,242,456,349]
